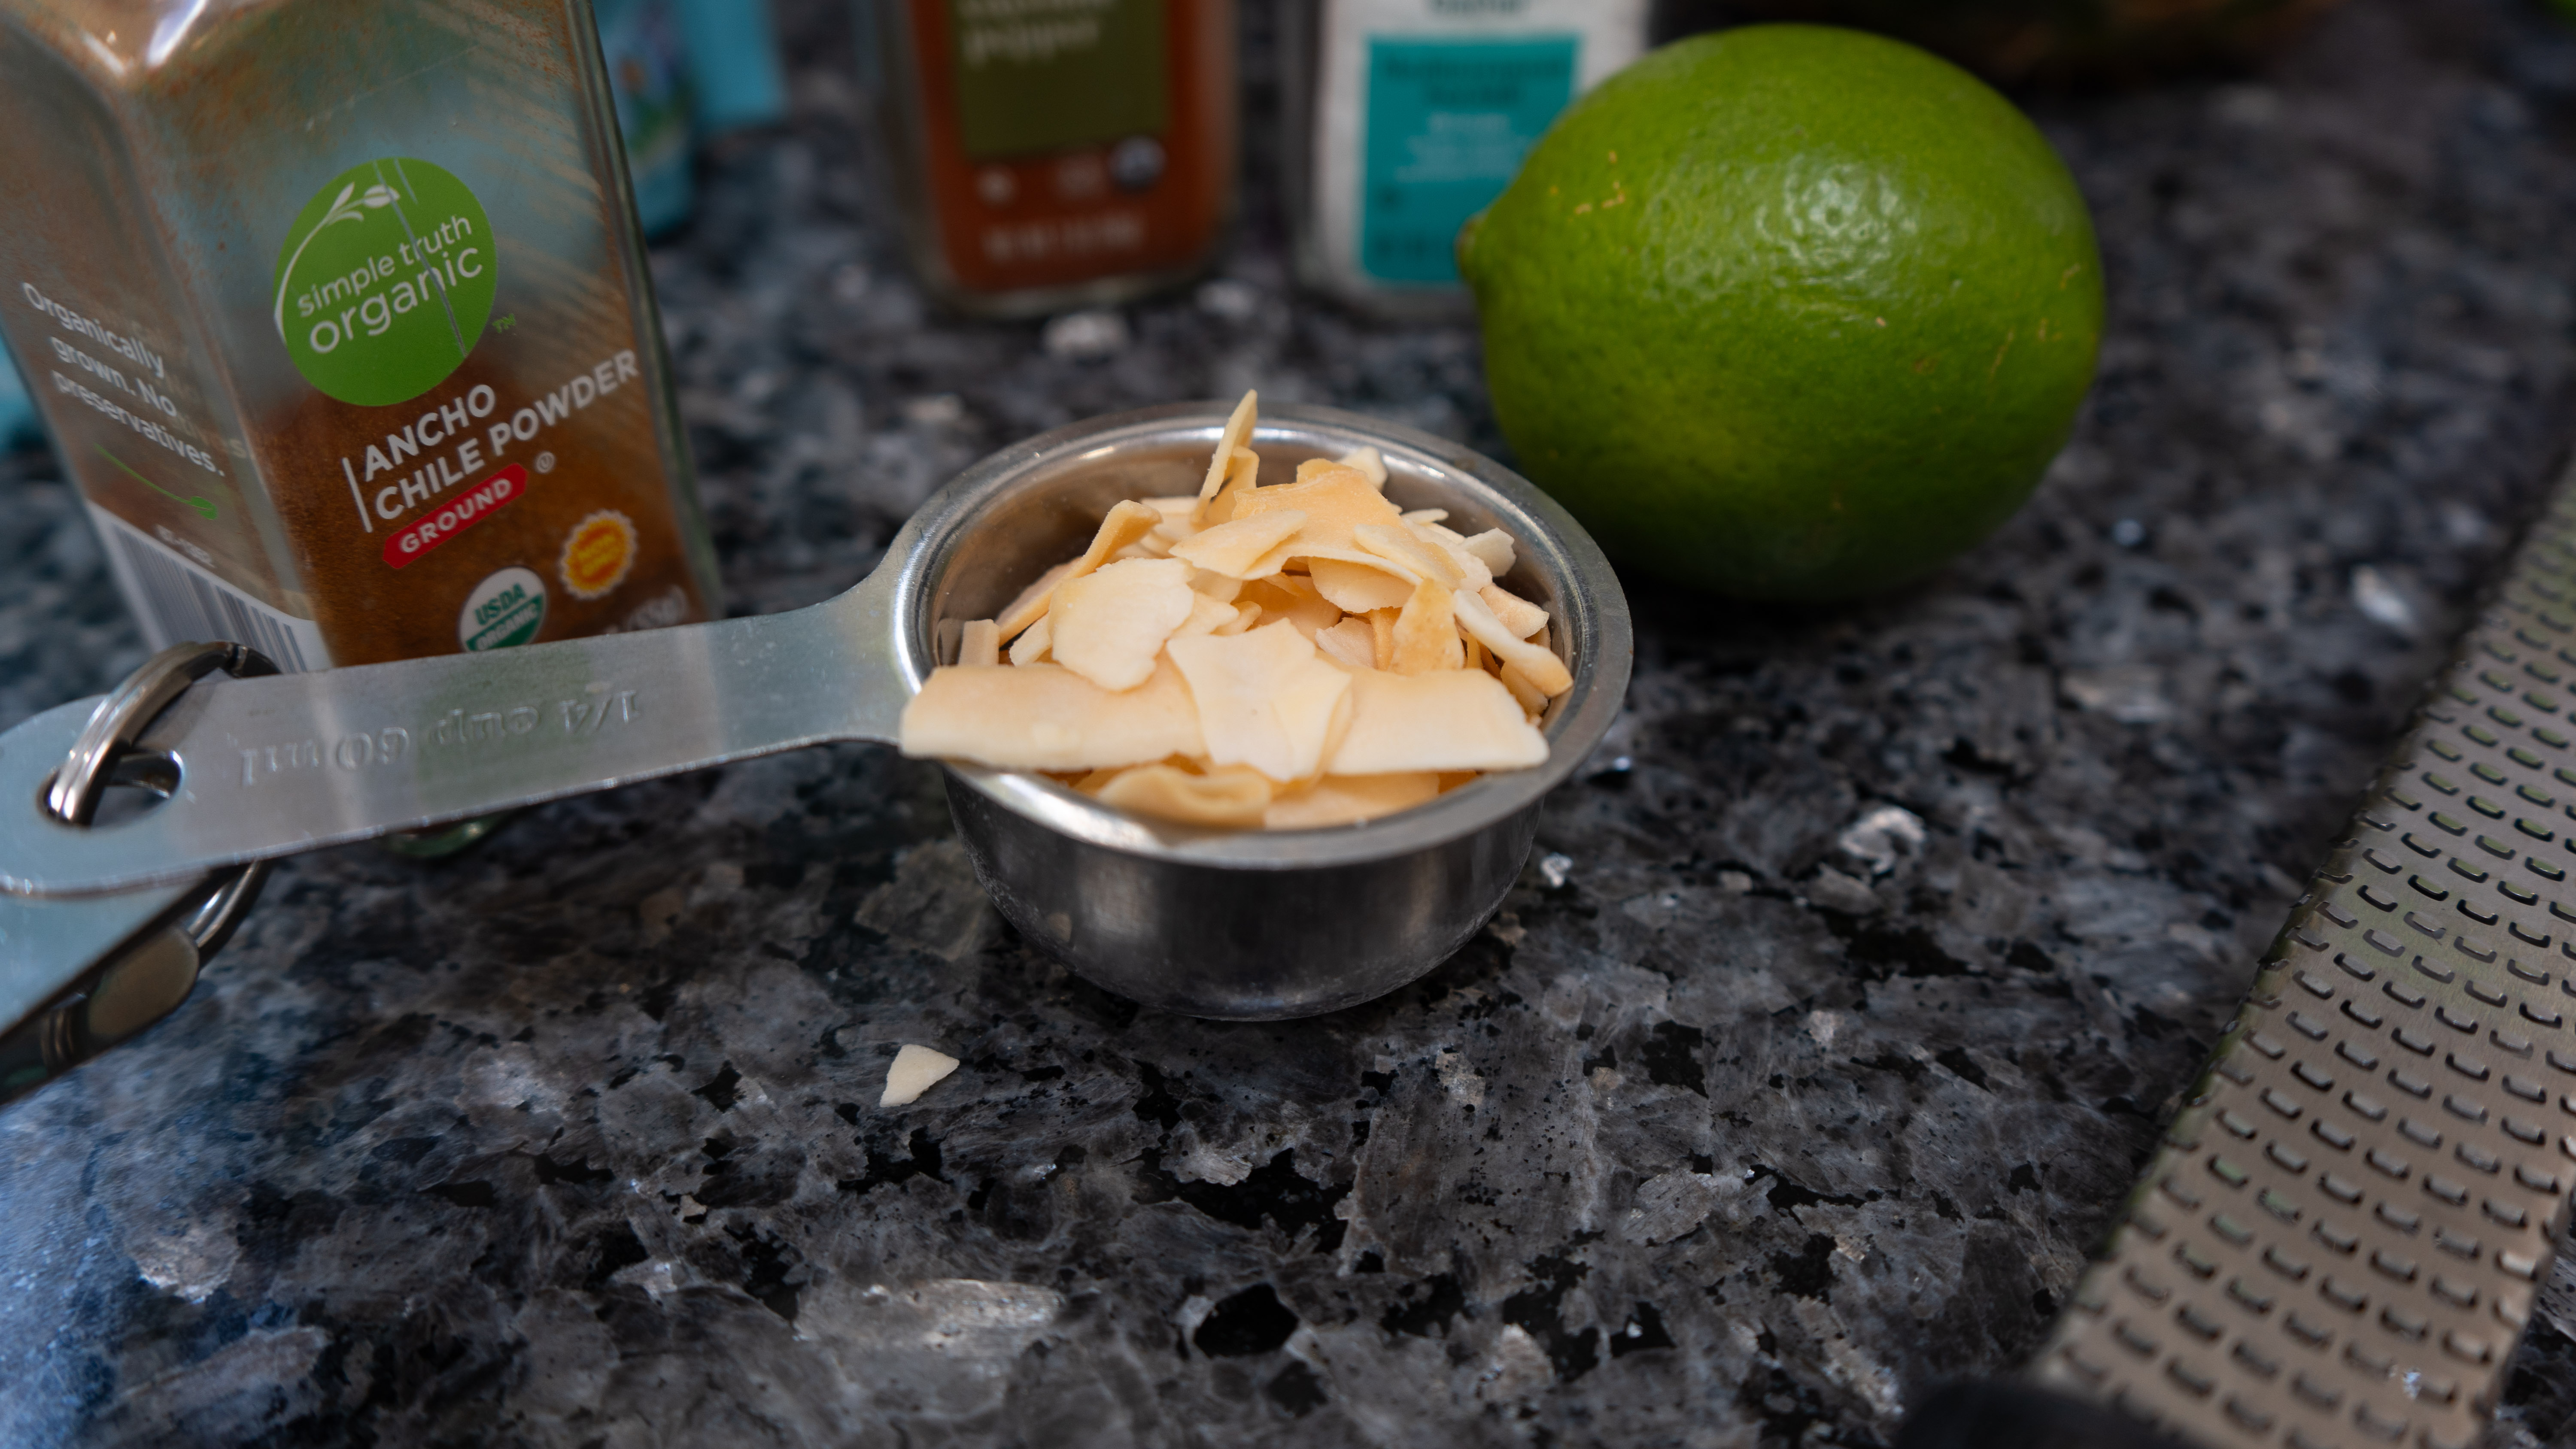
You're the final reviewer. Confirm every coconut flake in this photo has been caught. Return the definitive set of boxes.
[1199,446,1264,526]
[1196,390,1258,514]
[1477,584,1549,640]
[1166,622,1354,783]
[1409,521,1493,591]
[1096,763,1273,827]
[1308,556,1417,614]
[1229,464,1407,556]
[1237,575,1343,640]
[1263,772,1440,829]
[1390,577,1464,675]
[1048,557,1196,691]
[1170,591,1241,640]
[1273,655,1356,783]
[1353,522,1461,589]
[1328,669,1547,775]
[881,1044,960,1107]
[1008,611,1053,666]
[959,619,1001,668]
[1453,588,1572,696]
[1187,568,1244,604]
[1314,616,1376,671]
[1460,529,1515,578]
[1497,661,1549,715]
[1171,508,1309,579]
[1334,445,1388,488]
[899,661,1203,770]
[1075,500,1167,573]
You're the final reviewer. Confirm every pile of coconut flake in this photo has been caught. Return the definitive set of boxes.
[898,392,1573,829]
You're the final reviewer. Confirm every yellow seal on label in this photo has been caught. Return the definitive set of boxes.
[559,509,637,599]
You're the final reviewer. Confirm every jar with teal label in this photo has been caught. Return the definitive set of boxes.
[1282,0,1651,317]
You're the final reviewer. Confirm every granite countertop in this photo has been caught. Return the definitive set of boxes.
[10,2,2576,1444]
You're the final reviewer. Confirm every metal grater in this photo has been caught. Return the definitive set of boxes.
[2033,478,2576,1448]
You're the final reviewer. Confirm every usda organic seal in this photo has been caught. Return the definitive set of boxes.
[459,566,545,652]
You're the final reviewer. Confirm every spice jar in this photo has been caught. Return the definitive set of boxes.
[1283,0,1651,317]
[0,0,721,673]
[853,0,1239,317]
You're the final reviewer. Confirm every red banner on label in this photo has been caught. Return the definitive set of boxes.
[383,464,527,569]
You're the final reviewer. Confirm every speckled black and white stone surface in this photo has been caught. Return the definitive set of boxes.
[10,2,2576,1445]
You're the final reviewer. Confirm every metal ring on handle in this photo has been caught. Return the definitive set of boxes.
[47,640,280,956]
[47,640,279,978]
[45,641,276,825]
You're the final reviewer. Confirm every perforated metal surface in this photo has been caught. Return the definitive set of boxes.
[2036,487,2576,1449]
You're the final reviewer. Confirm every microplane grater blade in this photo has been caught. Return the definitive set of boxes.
[2032,486,2576,1449]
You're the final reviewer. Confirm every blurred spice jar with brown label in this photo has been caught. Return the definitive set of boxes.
[854,0,1239,316]
[0,0,719,670]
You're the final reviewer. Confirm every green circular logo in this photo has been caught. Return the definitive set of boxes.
[272,158,495,407]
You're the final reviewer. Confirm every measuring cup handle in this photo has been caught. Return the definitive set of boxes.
[0,569,909,897]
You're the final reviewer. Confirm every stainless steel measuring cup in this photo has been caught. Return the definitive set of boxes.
[0,402,1631,1048]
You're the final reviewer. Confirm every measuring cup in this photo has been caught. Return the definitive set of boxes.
[0,403,1631,1056]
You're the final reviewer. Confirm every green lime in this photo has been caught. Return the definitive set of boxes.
[1458,24,2104,602]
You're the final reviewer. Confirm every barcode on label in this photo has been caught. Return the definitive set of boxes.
[88,505,328,673]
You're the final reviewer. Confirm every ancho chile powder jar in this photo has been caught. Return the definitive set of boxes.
[0,0,720,672]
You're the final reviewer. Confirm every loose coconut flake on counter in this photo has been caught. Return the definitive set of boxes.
[881,1044,961,1108]
[897,391,1572,830]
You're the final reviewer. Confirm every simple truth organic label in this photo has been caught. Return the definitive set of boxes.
[272,157,497,407]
